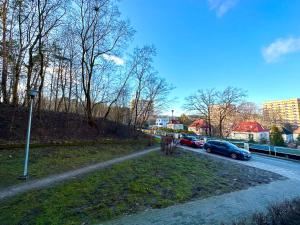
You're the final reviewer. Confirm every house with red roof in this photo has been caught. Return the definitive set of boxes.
[188,119,209,135]
[230,121,269,142]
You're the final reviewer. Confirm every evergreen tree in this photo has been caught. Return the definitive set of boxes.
[270,126,285,146]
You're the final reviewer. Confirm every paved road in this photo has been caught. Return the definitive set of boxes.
[104,146,300,225]
[181,146,300,181]
[0,147,160,201]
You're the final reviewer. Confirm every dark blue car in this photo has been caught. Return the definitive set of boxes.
[203,140,251,160]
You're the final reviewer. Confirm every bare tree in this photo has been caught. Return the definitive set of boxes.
[215,87,247,137]
[73,0,133,126]
[1,0,10,103]
[262,107,284,128]
[184,89,217,136]
[236,101,260,122]
[128,46,156,129]
[138,75,171,129]
[0,0,174,135]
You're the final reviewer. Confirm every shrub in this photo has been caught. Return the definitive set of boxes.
[231,198,300,225]
[260,138,268,145]
[181,130,196,135]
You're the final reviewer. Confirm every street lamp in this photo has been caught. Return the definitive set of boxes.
[171,110,174,120]
[19,89,38,180]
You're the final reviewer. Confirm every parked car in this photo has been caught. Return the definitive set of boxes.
[180,136,204,148]
[203,140,251,160]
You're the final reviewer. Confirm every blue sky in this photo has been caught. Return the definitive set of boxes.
[119,0,300,116]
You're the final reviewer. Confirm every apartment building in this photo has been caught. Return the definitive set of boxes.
[263,98,300,126]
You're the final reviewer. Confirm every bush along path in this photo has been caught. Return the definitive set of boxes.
[0,147,160,201]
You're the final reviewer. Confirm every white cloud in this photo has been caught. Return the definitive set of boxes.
[262,37,300,63]
[208,0,238,18]
[103,54,125,65]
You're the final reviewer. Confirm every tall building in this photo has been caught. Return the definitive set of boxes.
[263,98,300,126]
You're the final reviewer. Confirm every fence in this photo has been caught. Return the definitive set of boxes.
[229,141,300,159]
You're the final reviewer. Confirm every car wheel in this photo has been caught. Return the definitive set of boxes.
[230,153,237,159]
[206,148,212,153]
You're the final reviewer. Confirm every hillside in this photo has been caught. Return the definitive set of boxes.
[0,104,135,144]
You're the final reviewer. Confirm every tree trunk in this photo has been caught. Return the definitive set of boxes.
[12,63,21,106]
[1,0,9,103]
[24,46,34,106]
[219,116,224,138]
[67,61,73,113]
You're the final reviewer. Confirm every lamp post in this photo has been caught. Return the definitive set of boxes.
[171,110,174,120]
[19,89,38,180]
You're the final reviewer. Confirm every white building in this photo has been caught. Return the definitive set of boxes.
[282,128,294,143]
[155,118,169,128]
[293,127,300,141]
[167,119,184,130]
[231,121,269,142]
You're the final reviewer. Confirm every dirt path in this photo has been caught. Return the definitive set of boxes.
[0,147,160,201]
[103,146,300,225]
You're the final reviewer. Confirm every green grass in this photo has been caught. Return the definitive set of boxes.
[0,150,283,225]
[0,139,151,188]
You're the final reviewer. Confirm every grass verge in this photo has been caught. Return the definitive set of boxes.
[0,138,151,188]
[0,150,283,225]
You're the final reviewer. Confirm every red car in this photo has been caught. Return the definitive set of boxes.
[180,136,204,148]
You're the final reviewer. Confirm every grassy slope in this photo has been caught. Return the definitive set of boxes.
[0,139,150,188]
[0,150,283,225]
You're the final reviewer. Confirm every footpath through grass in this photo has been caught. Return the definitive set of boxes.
[0,138,151,189]
[0,150,283,225]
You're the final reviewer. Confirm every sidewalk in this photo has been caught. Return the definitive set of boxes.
[0,147,159,201]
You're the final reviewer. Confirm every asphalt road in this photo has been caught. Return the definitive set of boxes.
[180,145,300,181]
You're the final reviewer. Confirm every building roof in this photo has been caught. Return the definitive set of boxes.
[169,119,181,124]
[188,119,209,128]
[232,121,269,133]
[294,127,300,134]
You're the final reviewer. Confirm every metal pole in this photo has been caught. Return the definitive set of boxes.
[23,97,34,178]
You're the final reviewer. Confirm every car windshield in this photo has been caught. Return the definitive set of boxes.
[225,142,239,149]
[189,137,198,141]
